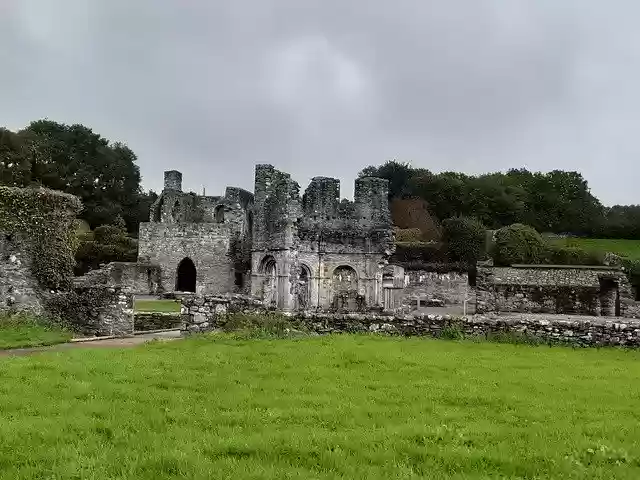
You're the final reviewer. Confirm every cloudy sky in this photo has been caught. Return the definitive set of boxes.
[1,1,639,204]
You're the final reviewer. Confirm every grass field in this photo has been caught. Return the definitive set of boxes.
[134,298,181,313]
[550,238,640,260]
[1,335,640,479]
[0,315,72,350]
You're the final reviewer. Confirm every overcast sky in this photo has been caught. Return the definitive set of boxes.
[1,1,639,205]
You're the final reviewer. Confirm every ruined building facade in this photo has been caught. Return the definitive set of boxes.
[138,170,254,296]
[138,166,397,311]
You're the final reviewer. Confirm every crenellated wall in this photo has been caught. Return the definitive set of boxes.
[251,165,394,312]
[139,171,253,295]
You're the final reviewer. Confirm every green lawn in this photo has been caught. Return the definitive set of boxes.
[1,335,640,478]
[550,237,640,260]
[0,316,72,350]
[134,298,181,313]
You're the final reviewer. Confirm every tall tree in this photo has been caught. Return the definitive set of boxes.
[0,120,148,233]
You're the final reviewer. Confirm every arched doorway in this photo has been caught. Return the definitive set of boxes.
[176,257,197,292]
[296,264,311,310]
[332,265,360,311]
[259,256,278,307]
[214,205,225,223]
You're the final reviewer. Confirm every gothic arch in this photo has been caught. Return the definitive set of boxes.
[259,255,278,307]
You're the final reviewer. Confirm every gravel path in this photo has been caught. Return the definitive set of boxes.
[0,330,183,357]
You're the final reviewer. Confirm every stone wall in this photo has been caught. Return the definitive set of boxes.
[399,270,472,309]
[74,262,163,295]
[141,171,253,295]
[138,223,239,294]
[179,295,640,347]
[46,286,134,337]
[0,234,43,313]
[0,186,81,314]
[476,265,640,317]
[251,165,394,311]
[181,294,267,332]
[134,312,183,331]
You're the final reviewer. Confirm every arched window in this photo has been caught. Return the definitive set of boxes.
[176,257,197,292]
[332,265,358,292]
[259,256,277,306]
[214,205,225,223]
[296,264,311,310]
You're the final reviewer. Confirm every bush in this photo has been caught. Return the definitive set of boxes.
[75,223,138,275]
[442,216,486,264]
[221,313,309,339]
[544,245,605,266]
[492,224,546,266]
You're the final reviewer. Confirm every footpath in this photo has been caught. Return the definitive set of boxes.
[0,330,182,357]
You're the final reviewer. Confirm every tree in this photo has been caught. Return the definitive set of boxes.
[0,128,31,186]
[492,224,546,266]
[358,160,415,199]
[74,218,138,275]
[0,119,147,233]
[442,216,486,264]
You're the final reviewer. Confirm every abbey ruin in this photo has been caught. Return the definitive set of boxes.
[138,165,401,311]
[4,164,640,346]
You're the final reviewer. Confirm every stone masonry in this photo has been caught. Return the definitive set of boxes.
[250,165,395,311]
[138,171,253,295]
[476,264,640,318]
[181,294,640,347]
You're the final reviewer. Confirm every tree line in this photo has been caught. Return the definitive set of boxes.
[0,119,156,234]
[360,161,639,239]
[0,119,155,273]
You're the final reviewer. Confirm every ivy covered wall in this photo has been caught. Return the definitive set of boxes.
[0,186,81,312]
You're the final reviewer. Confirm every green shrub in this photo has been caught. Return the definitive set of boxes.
[74,222,138,275]
[544,245,605,266]
[442,216,486,264]
[440,325,465,340]
[492,224,546,266]
[220,313,309,339]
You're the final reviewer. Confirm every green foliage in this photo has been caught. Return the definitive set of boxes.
[359,161,620,237]
[0,312,72,349]
[550,237,640,261]
[358,160,414,199]
[0,120,154,234]
[0,186,81,289]
[2,336,640,478]
[483,330,549,346]
[220,313,309,339]
[74,221,138,275]
[439,325,465,340]
[442,216,486,263]
[544,245,605,266]
[492,223,546,266]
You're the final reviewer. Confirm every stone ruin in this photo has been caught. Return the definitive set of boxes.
[4,165,640,344]
[137,165,404,312]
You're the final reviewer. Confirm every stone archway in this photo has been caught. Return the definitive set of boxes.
[332,265,360,311]
[176,257,197,292]
[259,256,278,307]
[296,264,311,310]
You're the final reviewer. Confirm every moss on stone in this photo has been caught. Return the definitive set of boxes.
[0,186,82,290]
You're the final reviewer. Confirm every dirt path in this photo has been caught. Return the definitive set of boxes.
[0,331,183,357]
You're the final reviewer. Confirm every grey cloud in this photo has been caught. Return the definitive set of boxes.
[1,0,639,204]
